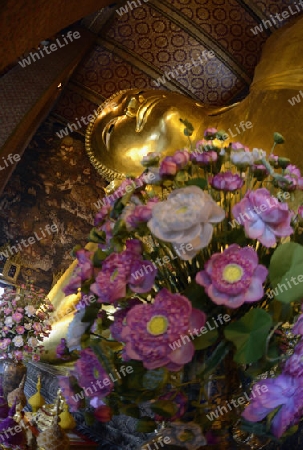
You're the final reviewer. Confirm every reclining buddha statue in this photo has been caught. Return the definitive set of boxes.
[42,14,303,362]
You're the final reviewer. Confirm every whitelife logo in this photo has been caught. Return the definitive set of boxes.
[250,2,303,35]
[288,90,303,106]
[55,109,99,139]
[116,0,149,17]
[0,153,20,172]
[18,31,81,68]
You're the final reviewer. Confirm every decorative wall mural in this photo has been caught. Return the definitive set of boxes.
[0,120,107,290]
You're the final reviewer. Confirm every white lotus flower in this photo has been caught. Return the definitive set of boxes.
[252,148,266,161]
[147,186,225,260]
[230,150,254,166]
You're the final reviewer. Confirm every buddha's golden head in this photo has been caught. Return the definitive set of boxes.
[85,89,222,180]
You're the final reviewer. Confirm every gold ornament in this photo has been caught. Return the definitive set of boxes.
[36,396,70,450]
[7,375,27,408]
[59,398,76,431]
[28,375,45,413]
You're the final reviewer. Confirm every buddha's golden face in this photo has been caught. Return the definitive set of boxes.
[86,89,215,179]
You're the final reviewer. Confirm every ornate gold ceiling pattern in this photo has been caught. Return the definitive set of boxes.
[52,0,303,128]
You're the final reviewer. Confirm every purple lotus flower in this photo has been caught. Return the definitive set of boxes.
[154,391,188,421]
[292,314,303,335]
[58,376,81,412]
[125,199,159,230]
[242,374,303,438]
[172,150,190,169]
[232,188,293,247]
[190,150,217,166]
[121,288,206,370]
[210,171,243,191]
[91,240,157,302]
[110,298,142,341]
[63,249,94,296]
[204,127,217,139]
[128,259,157,293]
[160,157,177,176]
[56,338,72,361]
[94,203,111,226]
[75,348,113,398]
[91,265,127,304]
[196,244,268,308]
[283,340,303,377]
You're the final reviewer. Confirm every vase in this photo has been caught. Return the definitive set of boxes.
[2,359,27,400]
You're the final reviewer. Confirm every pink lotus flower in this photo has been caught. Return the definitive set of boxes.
[190,150,217,166]
[141,152,161,167]
[298,205,303,218]
[230,141,247,151]
[125,199,159,230]
[204,127,217,139]
[210,171,243,191]
[121,288,206,370]
[172,150,190,169]
[159,157,177,176]
[232,188,293,247]
[196,244,268,308]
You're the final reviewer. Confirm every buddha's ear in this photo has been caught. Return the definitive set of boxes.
[208,103,239,116]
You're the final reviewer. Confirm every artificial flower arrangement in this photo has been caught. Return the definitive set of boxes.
[58,121,303,448]
[0,283,53,361]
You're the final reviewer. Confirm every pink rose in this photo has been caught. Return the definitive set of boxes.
[12,312,23,323]
[33,322,42,332]
[16,326,25,334]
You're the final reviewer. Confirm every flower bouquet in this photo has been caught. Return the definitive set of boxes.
[58,121,303,448]
[0,283,53,361]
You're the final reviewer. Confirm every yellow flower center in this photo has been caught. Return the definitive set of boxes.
[176,206,188,214]
[222,264,243,283]
[147,315,168,335]
[93,368,100,379]
[110,269,119,282]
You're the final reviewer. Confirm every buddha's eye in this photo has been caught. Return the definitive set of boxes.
[108,124,115,133]
[125,97,138,117]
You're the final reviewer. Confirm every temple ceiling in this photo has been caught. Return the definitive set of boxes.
[53,0,302,129]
